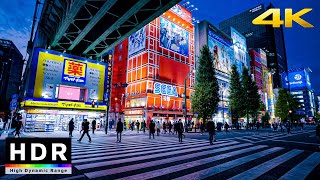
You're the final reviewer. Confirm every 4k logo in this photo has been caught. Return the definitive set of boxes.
[252,8,314,28]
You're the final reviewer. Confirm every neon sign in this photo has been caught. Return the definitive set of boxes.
[154,82,178,97]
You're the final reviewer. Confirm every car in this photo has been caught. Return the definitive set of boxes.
[0,118,4,130]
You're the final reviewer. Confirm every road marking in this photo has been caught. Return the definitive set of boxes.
[87,143,253,179]
[272,139,320,146]
[229,150,303,180]
[0,175,26,180]
[173,147,284,180]
[279,152,320,180]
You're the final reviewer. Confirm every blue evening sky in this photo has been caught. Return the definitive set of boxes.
[0,0,319,92]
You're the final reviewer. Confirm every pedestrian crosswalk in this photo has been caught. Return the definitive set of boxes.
[52,135,320,180]
[1,135,319,180]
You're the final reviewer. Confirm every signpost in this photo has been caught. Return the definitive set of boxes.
[5,94,19,133]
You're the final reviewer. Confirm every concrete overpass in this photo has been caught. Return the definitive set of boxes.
[37,0,180,58]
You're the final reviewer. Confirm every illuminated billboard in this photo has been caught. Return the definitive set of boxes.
[160,17,189,56]
[208,28,234,74]
[128,27,146,58]
[231,27,248,69]
[282,69,311,90]
[28,48,107,102]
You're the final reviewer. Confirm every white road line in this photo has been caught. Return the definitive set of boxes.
[115,145,271,180]
[76,141,240,170]
[234,137,254,143]
[86,143,252,178]
[229,149,303,180]
[272,139,320,146]
[279,152,320,180]
[72,140,220,160]
[173,147,284,180]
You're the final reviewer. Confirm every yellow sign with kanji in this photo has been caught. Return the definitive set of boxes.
[62,60,87,84]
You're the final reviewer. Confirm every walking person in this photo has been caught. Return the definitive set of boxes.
[200,122,205,135]
[136,120,140,133]
[156,121,161,136]
[78,119,91,142]
[142,120,146,133]
[14,119,23,138]
[68,118,74,137]
[177,120,184,142]
[163,121,167,134]
[149,120,155,139]
[80,120,84,134]
[92,118,96,134]
[225,122,229,133]
[131,122,134,131]
[116,118,123,142]
[207,120,216,145]
[168,121,173,135]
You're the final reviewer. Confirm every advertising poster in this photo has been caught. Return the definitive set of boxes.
[282,70,308,90]
[208,28,234,74]
[160,17,189,56]
[29,48,107,102]
[128,27,146,58]
[231,27,248,69]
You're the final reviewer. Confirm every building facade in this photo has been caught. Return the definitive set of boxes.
[219,4,288,88]
[195,20,234,124]
[21,48,108,132]
[282,68,315,117]
[0,39,24,114]
[112,4,195,127]
[249,49,264,102]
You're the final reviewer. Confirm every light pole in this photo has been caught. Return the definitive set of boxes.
[184,69,195,132]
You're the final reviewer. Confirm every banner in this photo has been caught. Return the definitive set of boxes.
[128,27,146,58]
[28,48,107,102]
[24,100,107,111]
[160,17,189,56]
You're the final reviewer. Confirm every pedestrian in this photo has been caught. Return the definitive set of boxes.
[177,120,184,142]
[77,119,91,142]
[168,121,173,134]
[149,120,155,139]
[163,121,167,134]
[14,119,23,138]
[280,123,284,133]
[116,118,123,142]
[136,120,140,133]
[92,118,96,134]
[225,122,229,133]
[68,118,74,137]
[287,121,291,134]
[124,121,127,130]
[200,122,205,135]
[142,120,146,133]
[156,121,161,136]
[207,119,216,145]
[131,122,134,131]
[80,120,85,134]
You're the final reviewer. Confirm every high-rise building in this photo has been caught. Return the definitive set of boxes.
[195,20,234,124]
[219,4,288,88]
[112,4,195,127]
[0,39,24,112]
[282,68,315,117]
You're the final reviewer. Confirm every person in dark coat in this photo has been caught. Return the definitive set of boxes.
[168,121,173,134]
[163,121,167,134]
[116,118,123,142]
[14,120,23,138]
[68,118,74,137]
[207,120,216,145]
[142,120,146,133]
[149,120,155,139]
[92,118,96,134]
[177,120,184,142]
[136,120,140,133]
[225,122,229,133]
[78,119,91,142]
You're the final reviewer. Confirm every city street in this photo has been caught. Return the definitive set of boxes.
[0,126,319,180]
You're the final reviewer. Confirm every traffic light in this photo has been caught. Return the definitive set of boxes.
[91,101,96,108]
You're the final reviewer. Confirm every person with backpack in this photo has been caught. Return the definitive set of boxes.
[116,118,123,142]
[68,118,74,137]
[149,120,155,139]
[78,119,91,142]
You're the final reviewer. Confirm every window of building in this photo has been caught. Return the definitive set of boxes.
[119,55,122,61]
[119,44,123,51]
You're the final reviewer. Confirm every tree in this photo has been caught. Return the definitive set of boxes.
[259,101,266,111]
[261,111,271,127]
[229,64,244,124]
[191,45,220,124]
[241,67,251,124]
[275,88,299,122]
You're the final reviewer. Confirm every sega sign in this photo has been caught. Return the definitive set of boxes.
[282,70,310,90]
[154,82,178,97]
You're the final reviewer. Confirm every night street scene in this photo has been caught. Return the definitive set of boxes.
[0,0,320,179]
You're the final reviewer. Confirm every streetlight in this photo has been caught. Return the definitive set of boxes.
[289,110,292,123]
[184,69,196,132]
